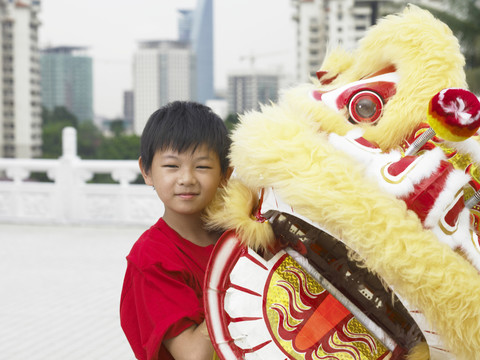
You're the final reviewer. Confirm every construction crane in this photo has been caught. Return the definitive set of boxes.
[239,50,290,70]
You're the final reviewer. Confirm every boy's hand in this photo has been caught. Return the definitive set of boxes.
[164,321,214,360]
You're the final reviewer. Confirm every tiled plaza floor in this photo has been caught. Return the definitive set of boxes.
[0,223,146,359]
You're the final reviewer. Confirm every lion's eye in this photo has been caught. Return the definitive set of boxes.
[348,91,383,125]
[355,97,377,118]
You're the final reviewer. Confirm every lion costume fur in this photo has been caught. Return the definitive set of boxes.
[206,5,480,360]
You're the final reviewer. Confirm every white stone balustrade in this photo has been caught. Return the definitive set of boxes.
[0,127,163,225]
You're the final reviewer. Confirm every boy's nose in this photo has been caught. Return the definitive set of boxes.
[178,168,196,185]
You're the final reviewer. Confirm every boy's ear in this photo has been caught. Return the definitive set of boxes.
[220,166,234,188]
[138,157,153,186]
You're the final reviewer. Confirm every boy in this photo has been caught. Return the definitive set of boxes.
[120,101,231,360]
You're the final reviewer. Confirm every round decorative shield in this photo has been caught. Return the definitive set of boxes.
[204,217,425,360]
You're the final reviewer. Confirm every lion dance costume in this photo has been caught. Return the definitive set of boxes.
[204,6,480,360]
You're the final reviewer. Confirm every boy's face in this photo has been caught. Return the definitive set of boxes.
[140,144,225,222]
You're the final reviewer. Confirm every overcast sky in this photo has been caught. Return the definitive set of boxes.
[39,0,296,119]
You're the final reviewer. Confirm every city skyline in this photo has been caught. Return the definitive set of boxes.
[39,0,296,119]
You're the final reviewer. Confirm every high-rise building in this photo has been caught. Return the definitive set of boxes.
[227,71,279,115]
[178,9,193,42]
[190,0,214,104]
[0,0,42,158]
[40,46,93,122]
[291,0,327,83]
[291,0,444,83]
[123,90,134,132]
[132,40,195,135]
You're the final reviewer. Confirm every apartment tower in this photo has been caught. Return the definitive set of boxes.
[227,71,279,115]
[0,0,42,158]
[132,40,194,135]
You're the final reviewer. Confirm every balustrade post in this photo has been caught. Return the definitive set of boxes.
[61,126,79,160]
[51,127,83,223]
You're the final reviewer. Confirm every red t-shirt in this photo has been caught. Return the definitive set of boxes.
[120,218,214,360]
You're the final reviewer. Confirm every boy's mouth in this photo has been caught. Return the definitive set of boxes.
[176,192,198,199]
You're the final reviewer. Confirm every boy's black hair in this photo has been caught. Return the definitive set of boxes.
[140,101,231,175]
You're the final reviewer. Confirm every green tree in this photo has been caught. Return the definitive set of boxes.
[76,120,103,159]
[93,134,141,184]
[41,106,78,158]
[224,113,240,133]
[97,134,140,160]
[466,67,480,93]
[109,118,126,137]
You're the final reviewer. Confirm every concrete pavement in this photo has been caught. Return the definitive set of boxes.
[0,223,147,359]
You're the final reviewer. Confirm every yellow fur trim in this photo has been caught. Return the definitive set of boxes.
[205,179,275,250]
[313,46,354,85]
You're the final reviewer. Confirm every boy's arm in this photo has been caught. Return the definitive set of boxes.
[164,320,214,360]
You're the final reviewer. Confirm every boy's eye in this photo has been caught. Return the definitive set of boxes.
[197,165,212,170]
[162,164,178,168]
